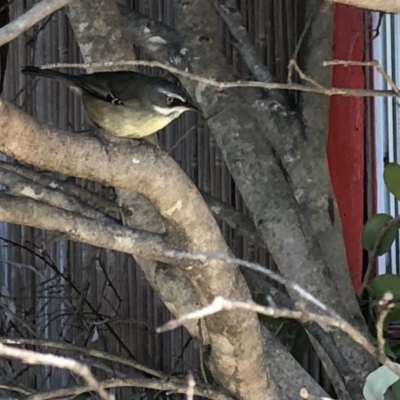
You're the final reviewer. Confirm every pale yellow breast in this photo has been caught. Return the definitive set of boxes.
[83,97,172,138]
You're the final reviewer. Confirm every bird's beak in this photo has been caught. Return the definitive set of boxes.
[185,103,200,112]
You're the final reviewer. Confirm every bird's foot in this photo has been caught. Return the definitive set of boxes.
[95,134,113,158]
[135,138,161,153]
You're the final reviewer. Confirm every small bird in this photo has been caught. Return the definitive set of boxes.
[21,66,198,139]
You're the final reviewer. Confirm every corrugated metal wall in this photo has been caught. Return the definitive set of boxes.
[0,0,316,397]
[372,12,400,275]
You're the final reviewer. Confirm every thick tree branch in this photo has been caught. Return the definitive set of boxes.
[0,96,273,400]
[0,167,120,225]
[67,0,202,355]
[0,0,72,47]
[0,161,131,219]
[0,193,170,261]
[327,0,400,14]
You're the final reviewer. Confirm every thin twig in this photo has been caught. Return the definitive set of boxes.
[376,292,394,358]
[157,296,400,380]
[186,373,196,400]
[288,59,326,91]
[323,59,400,96]
[162,249,341,319]
[0,343,113,400]
[0,0,72,47]
[23,376,231,400]
[40,61,399,98]
[0,384,34,395]
[288,7,318,83]
[0,336,165,379]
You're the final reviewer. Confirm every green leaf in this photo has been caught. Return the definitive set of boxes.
[384,162,400,200]
[369,274,400,300]
[362,214,398,255]
[391,379,400,400]
[363,365,400,400]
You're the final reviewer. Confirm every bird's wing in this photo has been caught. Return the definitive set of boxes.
[73,74,118,102]
[75,72,140,105]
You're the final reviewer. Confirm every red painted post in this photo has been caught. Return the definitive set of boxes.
[328,4,365,292]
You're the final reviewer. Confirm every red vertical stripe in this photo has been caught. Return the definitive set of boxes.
[328,4,365,292]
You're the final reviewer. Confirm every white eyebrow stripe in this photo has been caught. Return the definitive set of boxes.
[158,88,186,103]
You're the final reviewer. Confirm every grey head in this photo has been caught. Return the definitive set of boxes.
[143,78,198,119]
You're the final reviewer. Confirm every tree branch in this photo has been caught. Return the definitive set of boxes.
[158,296,400,380]
[0,0,72,47]
[23,376,232,400]
[0,337,230,400]
[0,193,170,261]
[0,343,113,400]
[42,60,398,98]
[326,0,400,14]
[0,166,120,225]
[0,96,272,400]
[0,161,131,219]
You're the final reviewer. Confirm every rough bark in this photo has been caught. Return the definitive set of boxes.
[0,91,277,400]
[120,0,379,398]
[68,0,203,352]
[66,2,277,399]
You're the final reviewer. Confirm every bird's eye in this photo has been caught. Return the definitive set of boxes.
[166,96,174,105]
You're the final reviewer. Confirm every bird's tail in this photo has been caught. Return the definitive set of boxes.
[21,66,81,93]
[21,66,72,80]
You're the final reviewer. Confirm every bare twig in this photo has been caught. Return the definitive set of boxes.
[323,59,400,96]
[41,61,399,98]
[0,336,165,378]
[23,376,231,400]
[289,7,318,71]
[0,0,72,47]
[376,292,394,358]
[186,373,196,400]
[288,59,326,91]
[288,7,319,86]
[157,296,400,380]
[358,215,400,296]
[161,249,341,318]
[0,343,113,400]
[0,384,34,396]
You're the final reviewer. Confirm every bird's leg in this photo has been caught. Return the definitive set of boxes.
[134,133,161,153]
[95,133,113,157]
